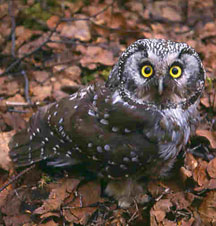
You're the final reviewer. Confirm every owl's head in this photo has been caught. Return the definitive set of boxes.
[107,39,205,109]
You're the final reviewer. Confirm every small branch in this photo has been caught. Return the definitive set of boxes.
[61,2,114,22]
[155,188,170,202]
[0,21,61,77]
[21,70,31,104]
[6,101,32,107]
[0,164,35,193]
[8,0,16,57]
[8,109,28,113]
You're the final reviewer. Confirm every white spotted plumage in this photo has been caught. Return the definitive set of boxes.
[9,39,205,208]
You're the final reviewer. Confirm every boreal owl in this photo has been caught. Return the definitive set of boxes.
[9,39,205,208]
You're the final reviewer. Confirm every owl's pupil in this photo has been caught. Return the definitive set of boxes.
[145,67,151,74]
[172,67,178,75]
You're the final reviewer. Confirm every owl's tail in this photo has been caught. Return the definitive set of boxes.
[9,105,53,167]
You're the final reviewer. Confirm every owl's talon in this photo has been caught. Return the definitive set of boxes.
[105,179,150,208]
[118,198,132,209]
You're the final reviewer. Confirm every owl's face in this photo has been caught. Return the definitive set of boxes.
[108,39,205,109]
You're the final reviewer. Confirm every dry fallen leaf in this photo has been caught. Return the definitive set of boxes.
[46,15,60,29]
[63,65,81,82]
[200,95,216,109]
[38,219,59,226]
[77,45,115,69]
[198,191,216,225]
[150,199,172,225]
[63,181,101,225]
[0,131,14,171]
[184,152,198,171]
[31,81,52,102]
[60,15,91,42]
[34,178,80,216]
[196,129,216,149]
[193,160,209,187]
[207,158,216,179]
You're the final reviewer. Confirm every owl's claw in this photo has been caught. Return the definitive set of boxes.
[105,179,151,208]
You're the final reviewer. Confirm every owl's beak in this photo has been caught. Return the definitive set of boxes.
[158,77,163,95]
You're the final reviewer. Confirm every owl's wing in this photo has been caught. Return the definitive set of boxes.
[9,84,162,179]
[9,86,96,167]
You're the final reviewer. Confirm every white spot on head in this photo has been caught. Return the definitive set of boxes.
[112,91,123,104]
[53,111,58,116]
[50,131,54,136]
[132,157,138,162]
[66,136,72,142]
[105,97,109,103]
[40,148,44,155]
[97,146,103,153]
[59,118,64,124]
[58,126,63,132]
[92,156,98,160]
[36,128,40,133]
[30,135,33,140]
[104,144,111,151]
[124,128,131,133]
[123,157,130,162]
[108,160,115,165]
[67,151,72,155]
[100,119,108,125]
[104,113,109,119]
[55,104,59,108]
[112,127,119,132]
[74,105,78,109]
[69,93,77,100]
[88,143,93,148]
[79,91,87,99]
[93,94,98,100]
[88,109,95,117]
[45,137,49,142]
[120,164,127,170]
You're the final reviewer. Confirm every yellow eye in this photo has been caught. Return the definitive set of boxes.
[141,65,153,78]
[169,65,182,78]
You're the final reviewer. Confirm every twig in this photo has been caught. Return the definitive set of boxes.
[8,0,16,57]
[128,200,139,223]
[155,188,170,202]
[61,2,114,22]
[21,70,31,104]
[0,21,61,76]
[8,109,28,113]
[0,164,35,193]
[6,101,31,107]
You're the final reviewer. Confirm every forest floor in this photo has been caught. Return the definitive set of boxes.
[0,0,216,225]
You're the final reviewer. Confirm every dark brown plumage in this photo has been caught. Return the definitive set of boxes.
[9,39,205,207]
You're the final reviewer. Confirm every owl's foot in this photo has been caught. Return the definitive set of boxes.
[105,179,150,208]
